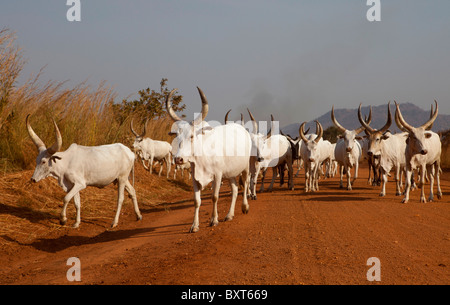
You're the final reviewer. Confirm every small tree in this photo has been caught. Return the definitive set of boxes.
[112,78,185,125]
[323,126,341,144]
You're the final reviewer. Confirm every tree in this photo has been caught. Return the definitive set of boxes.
[112,78,185,125]
[323,126,341,144]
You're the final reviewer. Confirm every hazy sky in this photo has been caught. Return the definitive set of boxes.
[2,0,450,127]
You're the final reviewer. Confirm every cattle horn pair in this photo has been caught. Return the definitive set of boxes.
[166,87,208,124]
[26,114,62,154]
[247,108,273,139]
[130,118,148,138]
[224,110,244,126]
[394,100,438,132]
[331,105,372,134]
[299,121,322,143]
[358,103,391,135]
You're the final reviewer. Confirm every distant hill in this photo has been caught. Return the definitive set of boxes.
[281,103,450,138]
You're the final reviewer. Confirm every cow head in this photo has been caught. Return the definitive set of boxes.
[357,102,392,158]
[395,100,438,155]
[26,114,63,182]
[130,118,148,158]
[246,108,272,162]
[331,105,372,153]
[299,121,323,163]
[166,87,211,165]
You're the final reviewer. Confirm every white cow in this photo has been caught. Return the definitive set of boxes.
[246,109,294,196]
[395,101,442,203]
[26,115,142,228]
[299,121,333,192]
[331,106,370,190]
[357,103,408,197]
[130,119,172,178]
[167,87,252,233]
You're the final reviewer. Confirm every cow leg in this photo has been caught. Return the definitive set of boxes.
[402,167,412,203]
[427,164,435,202]
[419,164,427,203]
[61,183,85,227]
[259,168,267,192]
[125,180,142,221]
[149,156,154,174]
[166,155,171,179]
[339,165,344,189]
[210,176,222,227]
[346,167,352,191]
[436,162,442,200]
[268,167,277,192]
[395,165,402,196]
[190,180,202,233]
[111,180,127,228]
[379,168,388,197]
[240,168,250,214]
[224,177,238,222]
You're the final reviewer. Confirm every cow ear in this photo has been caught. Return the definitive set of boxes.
[200,126,213,135]
[381,134,390,140]
[355,136,363,140]
[50,155,62,163]
[337,135,343,139]
[168,131,177,136]
[405,137,409,144]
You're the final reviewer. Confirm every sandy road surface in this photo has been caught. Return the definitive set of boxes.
[0,167,449,285]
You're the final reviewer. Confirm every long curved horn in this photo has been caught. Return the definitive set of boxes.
[420,100,438,130]
[247,108,258,134]
[263,114,274,140]
[47,118,62,155]
[140,118,148,138]
[395,102,414,132]
[224,109,232,124]
[331,105,347,133]
[314,121,323,143]
[26,114,46,152]
[166,88,182,122]
[394,101,409,132]
[299,122,309,143]
[379,102,392,134]
[355,106,372,135]
[192,87,209,125]
[357,104,375,134]
[130,118,139,137]
[240,113,244,127]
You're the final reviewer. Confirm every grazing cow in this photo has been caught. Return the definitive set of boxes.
[395,101,442,203]
[26,115,142,228]
[357,102,409,196]
[167,87,252,232]
[130,119,172,178]
[331,106,371,190]
[246,109,294,196]
[299,121,333,192]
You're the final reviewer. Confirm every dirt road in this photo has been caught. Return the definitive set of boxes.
[0,167,449,285]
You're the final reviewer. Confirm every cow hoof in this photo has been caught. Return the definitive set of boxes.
[289,187,294,191]
[136,214,143,221]
[379,193,385,197]
[401,199,408,204]
[437,193,442,200]
[395,192,401,196]
[60,218,67,226]
[189,226,199,233]
[110,222,118,229]
[224,215,234,222]
[242,205,249,214]
[72,223,80,229]
[209,219,219,227]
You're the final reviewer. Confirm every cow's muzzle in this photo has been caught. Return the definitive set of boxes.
[174,157,184,165]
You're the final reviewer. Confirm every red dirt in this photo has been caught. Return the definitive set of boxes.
[0,165,449,285]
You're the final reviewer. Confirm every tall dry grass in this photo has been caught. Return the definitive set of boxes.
[0,29,173,172]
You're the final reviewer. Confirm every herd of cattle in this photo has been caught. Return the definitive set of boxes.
[25,87,443,232]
